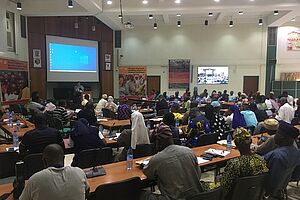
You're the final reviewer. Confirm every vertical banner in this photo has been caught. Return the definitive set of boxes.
[0,58,30,102]
[169,59,190,89]
[119,66,147,97]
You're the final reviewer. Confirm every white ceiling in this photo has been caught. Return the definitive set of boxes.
[11,0,300,30]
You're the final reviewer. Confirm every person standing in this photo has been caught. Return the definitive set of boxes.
[276,97,295,123]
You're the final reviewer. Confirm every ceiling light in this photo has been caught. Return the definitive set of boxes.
[175,0,181,4]
[148,14,154,19]
[17,1,22,10]
[67,0,73,8]
[214,0,220,2]
[208,13,213,17]
[142,0,148,4]
[177,20,181,28]
[291,18,296,22]
[154,22,158,30]
[107,0,112,5]
[273,10,279,15]
[258,18,263,26]
[229,20,234,28]
[118,14,122,19]
[249,0,255,2]
[176,13,182,17]
[238,11,243,15]
[204,20,208,26]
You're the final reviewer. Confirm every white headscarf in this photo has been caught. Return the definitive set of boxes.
[131,111,150,149]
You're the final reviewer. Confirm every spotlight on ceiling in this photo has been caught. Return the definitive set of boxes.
[177,20,181,28]
[273,10,279,16]
[229,20,234,28]
[107,0,112,5]
[238,11,243,15]
[148,14,154,19]
[68,0,73,8]
[118,14,123,19]
[208,13,213,17]
[204,20,209,26]
[214,0,220,2]
[176,13,182,17]
[175,0,181,4]
[142,0,148,4]
[17,1,22,10]
[258,18,263,26]
[291,18,296,22]
[154,22,158,30]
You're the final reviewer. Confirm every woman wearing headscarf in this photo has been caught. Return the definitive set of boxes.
[205,101,228,139]
[116,111,150,161]
[70,118,106,166]
[221,128,269,199]
[162,112,180,138]
[105,96,118,113]
[230,104,247,129]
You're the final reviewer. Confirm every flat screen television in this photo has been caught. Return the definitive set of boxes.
[46,35,99,82]
[197,66,229,84]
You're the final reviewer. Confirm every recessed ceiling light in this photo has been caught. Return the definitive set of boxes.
[291,18,296,22]
[175,0,181,4]
[107,0,112,5]
[154,22,158,30]
[274,10,279,15]
[208,13,213,17]
[148,14,154,19]
[204,20,209,26]
[238,11,243,15]
[118,14,122,19]
[176,13,182,17]
[142,0,148,4]
[177,20,181,28]
[258,18,263,26]
[229,20,234,28]
[214,0,220,2]
[249,0,255,2]
[17,1,22,10]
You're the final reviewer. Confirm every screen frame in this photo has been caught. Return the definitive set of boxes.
[197,66,229,85]
[46,35,99,82]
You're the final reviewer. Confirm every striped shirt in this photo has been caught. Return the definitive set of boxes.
[52,106,70,125]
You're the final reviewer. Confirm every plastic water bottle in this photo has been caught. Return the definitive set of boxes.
[126,147,133,170]
[16,120,21,132]
[13,130,19,148]
[9,111,13,127]
[175,119,179,127]
[226,133,232,152]
[147,120,151,129]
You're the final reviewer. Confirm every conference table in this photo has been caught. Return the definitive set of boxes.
[98,118,130,129]
[0,143,240,195]
[0,117,35,139]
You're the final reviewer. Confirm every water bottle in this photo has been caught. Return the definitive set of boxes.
[175,119,179,127]
[147,120,151,129]
[16,120,21,132]
[9,111,13,127]
[13,130,19,148]
[126,147,133,170]
[226,133,232,152]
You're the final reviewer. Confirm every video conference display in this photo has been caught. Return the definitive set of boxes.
[198,66,229,84]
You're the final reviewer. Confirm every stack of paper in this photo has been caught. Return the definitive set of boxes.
[205,148,230,157]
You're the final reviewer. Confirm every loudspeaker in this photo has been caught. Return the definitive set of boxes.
[20,15,26,38]
[115,30,121,48]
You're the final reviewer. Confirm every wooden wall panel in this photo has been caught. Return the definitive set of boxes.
[45,16,61,36]
[101,25,113,42]
[60,16,76,38]
[75,16,90,40]
[27,17,45,34]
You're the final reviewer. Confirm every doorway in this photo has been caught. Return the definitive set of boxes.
[243,76,259,95]
[147,76,161,95]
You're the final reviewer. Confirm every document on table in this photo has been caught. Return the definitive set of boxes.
[197,157,210,164]
[205,148,230,157]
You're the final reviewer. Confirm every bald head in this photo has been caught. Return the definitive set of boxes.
[43,144,64,167]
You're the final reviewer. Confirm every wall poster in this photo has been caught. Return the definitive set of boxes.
[119,66,147,97]
[169,59,190,89]
[287,30,300,51]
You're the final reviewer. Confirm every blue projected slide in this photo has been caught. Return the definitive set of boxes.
[49,43,97,72]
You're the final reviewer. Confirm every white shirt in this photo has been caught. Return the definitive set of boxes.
[95,98,107,112]
[287,95,294,106]
[276,103,295,123]
[19,166,89,200]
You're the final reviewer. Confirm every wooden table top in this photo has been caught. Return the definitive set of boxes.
[0,143,239,195]
[1,118,35,138]
[98,119,130,128]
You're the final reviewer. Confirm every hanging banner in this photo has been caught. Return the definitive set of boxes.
[119,66,147,97]
[287,30,300,51]
[0,57,30,102]
[169,59,190,89]
[280,72,300,81]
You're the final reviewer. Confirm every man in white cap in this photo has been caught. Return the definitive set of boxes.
[95,94,108,114]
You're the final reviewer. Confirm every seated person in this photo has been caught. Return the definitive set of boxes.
[182,101,200,125]
[81,94,90,107]
[28,91,45,114]
[249,103,268,123]
[227,105,247,129]
[19,113,64,158]
[95,94,108,114]
[116,111,150,161]
[162,112,180,138]
[155,95,168,114]
[19,144,89,200]
[205,101,228,139]
[182,96,191,111]
[141,126,204,200]
[116,101,132,120]
[45,100,56,112]
[221,128,269,199]
[240,103,258,129]
[105,96,118,113]
[186,115,210,147]
[52,100,71,125]
[70,118,106,166]
[264,121,300,199]
[253,118,278,135]
[77,102,97,126]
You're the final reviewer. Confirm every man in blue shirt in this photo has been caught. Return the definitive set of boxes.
[240,103,258,132]
[264,121,300,199]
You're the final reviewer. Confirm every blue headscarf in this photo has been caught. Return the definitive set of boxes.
[230,105,246,129]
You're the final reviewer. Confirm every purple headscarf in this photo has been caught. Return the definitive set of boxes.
[230,105,246,129]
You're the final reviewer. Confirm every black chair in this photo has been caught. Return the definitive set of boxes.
[173,138,182,145]
[196,133,219,147]
[23,153,44,179]
[157,109,169,117]
[93,177,142,200]
[0,151,19,178]
[291,165,300,187]
[133,144,155,159]
[188,187,223,200]
[229,173,268,200]
[102,108,116,119]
